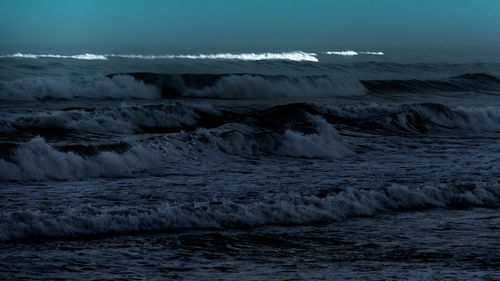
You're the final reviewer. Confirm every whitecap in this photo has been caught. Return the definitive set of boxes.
[1,51,319,62]
[108,51,319,62]
[324,50,384,56]
[325,50,359,56]
[1,53,108,60]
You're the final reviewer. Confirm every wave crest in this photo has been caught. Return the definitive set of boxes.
[0,75,160,100]
[110,51,318,62]
[0,137,159,181]
[1,182,498,241]
[1,51,318,62]
[1,53,108,60]
[325,50,384,56]
[191,114,351,158]
[184,74,365,98]
[119,73,366,99]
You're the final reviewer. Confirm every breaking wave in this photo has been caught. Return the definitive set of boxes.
[191,114,352,158]
[328,102,500,134]
[0,103,219,134]
[1,51,318,62]
[119,72,366,98]
[0,72,364,101]
[2,101,500,145]
[1,182,498,241]
[182,74,364,98]
[0,136,159,181]
[109,51,319,62]
[6,101,499,182]
[0,111,352,181]
[117,72,500,99]
[0,75,160,100]
[0,53,108,60]
[325,50,384,56]
[2,72,497,101]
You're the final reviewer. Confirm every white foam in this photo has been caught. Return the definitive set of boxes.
[1,51,319,62]
[325,50,359,56]
[0,136,160,181]
[324,50,384,56]
[327,103,500,132]
[1,53,108,60]
[279,115,352,158]
[189,115,352,158]
[0,182,498,241]
[0,103,214,134]
[70,53,108,60]
[360,51,384,55]
[108,51,319,62]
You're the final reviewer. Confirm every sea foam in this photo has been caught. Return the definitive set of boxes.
[325,50,384,56]
[0,137,159,181]
[1,53,108,60]
[109,51,319,62]
[1,51,319,62]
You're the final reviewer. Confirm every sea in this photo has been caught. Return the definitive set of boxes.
[0,48,499,280]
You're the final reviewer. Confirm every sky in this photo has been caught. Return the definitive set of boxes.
[0,0,499,52]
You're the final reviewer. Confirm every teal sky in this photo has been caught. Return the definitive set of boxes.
[1,0,500,51]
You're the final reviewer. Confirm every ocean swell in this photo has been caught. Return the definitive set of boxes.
[120,73,366,99]
[0,103,217,134]
[361,73,500,93]
[0,75,160,101]
[2,72,498,101]
[327,102,500,133]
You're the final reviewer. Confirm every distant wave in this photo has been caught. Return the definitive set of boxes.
[361,73,500,93]
[109,51,319,62]
[360,51,384,55]
[113,72,366,99]
[2,71,498,101]
[114,72,500,99]
[0,50,389,61]
[325,51,358,56]
[0,74,160,100]
[3,71,498,101]
[0,53,108,60]
[327,102,500,134]
[0,51,318,62]
[0,73,365,101]
[325,50,384,56]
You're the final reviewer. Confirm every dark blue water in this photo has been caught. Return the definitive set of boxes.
[1,50,500,280]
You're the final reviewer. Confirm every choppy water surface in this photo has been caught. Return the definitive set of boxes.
[1,51,499,280]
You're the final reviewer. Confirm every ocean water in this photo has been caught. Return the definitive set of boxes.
[0,50,500,280]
